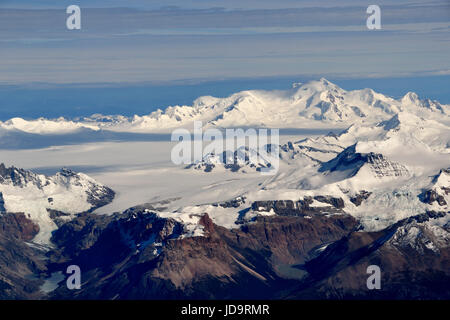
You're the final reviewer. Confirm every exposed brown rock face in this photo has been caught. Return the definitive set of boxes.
[349,190,372,206]
[0,192,5,212]
[0,212,40,241]
[286,212,450,299]
[419,168,450,207]
[45,211,359,299]
[0,204,448,300]
[422,189,447,206]
[46,208,450,300]
[442,187,450,195]
[221,214,358,266]
[47,209,71,228]
[0,213,46,299]
[251,197,346,216]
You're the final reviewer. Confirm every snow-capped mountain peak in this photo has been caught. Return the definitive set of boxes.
[401,91,420,104]
[401,91,446,114]
[319,143,410,180]
[0,164,114,244]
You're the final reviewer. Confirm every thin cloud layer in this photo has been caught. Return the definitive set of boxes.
[0,0,448,83]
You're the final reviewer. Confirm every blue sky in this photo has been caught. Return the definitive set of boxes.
[0,0,449,84]
[0,1,448,119]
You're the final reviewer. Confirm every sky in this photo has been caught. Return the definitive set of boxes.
[0,0,449,84]
[0,0,448,119]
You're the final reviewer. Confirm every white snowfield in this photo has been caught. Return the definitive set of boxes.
[180,110,449,234]
[0,78,448,134]
[0,79,448,247]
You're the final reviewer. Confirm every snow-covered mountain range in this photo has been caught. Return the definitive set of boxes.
[0,78,448,243]
[0,78,448,134]
[0,78,449,299]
